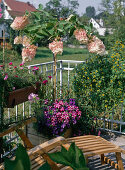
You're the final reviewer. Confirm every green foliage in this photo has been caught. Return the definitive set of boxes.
[100,0,125,48]
[73,42,125,117]
[44,0,79,19]
[38,162,51,170]
[23,7,92,46]
[48,142,88,170]
[4,143,88,170]
[4,144,30,170]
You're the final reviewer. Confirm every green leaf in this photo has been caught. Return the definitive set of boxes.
[38,4,43,11]
[4,144,30,170]
[48,142,88,169]
[69,26,75,37]
[33,12,41,20]
[38,162,51,170]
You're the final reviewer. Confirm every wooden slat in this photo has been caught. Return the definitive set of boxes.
[83,148,122,156]
[0,117,37,137]
[31,157,45,169]
[28,136,65,157]
[16,129,33,149]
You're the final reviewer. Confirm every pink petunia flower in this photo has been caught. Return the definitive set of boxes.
[4,74,8,80]
[42,80,48,85]
[74,29,88,44]
[28,93,40,103]
[49,40,63,55]
[0,8,2,12]
[0,13,2,18]
[14,66,17,69]
[12,87,16,90]
[48,76,52,79]
[9,62,13,65]
[10,16,29,30]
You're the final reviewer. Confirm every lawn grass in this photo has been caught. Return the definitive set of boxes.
[9,47,89,66]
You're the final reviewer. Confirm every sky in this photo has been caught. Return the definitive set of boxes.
[18,0,102,16]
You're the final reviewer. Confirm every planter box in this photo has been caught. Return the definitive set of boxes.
[5,83,40,108]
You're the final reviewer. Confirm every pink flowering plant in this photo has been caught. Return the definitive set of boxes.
[35,99,81,137]
[0,62,51,107]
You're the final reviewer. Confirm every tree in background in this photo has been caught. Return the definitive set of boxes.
[100,0,125,48]
[44,0,79,19]
[85,6,96,18]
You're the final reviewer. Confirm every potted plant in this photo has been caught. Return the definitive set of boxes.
[0,62,44,108]
[34,98,82,138]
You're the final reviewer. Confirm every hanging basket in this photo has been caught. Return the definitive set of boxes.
[5,83,40,108]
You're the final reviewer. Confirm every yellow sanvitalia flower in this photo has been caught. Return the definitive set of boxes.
[102,94,105,96]
[105,105,107,107]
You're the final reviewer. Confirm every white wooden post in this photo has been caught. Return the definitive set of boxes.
[60,61,63,96]
[68,62,70,90]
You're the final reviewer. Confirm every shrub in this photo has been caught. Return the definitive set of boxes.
[73,41,125,118]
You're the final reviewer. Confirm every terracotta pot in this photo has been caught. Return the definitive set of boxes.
[5,83,40,108]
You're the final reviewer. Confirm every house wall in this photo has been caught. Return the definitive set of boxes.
[3,1,12,10]
[96,28,106,36]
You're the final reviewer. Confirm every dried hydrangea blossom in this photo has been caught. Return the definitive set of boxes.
[10,16,29,30]
[74,29,88,44]
[22,45,37,63]
[23,36,31,47]
[87,36,105,55]
[14,36,23,44]
[49,40,63,55]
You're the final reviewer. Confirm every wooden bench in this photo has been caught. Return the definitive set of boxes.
[0,120,125,169]
[66,135,125,170]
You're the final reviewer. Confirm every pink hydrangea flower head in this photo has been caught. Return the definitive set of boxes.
[87,36,105,55]
[74,29,88,44]
[22,45,37,63]
[23,36,31,47]
[28,93,40,103]
[49,40,63,55]
[14,36,23,44]
[9,62,13,65]
[0,13,2,18]
[10,16,29,30]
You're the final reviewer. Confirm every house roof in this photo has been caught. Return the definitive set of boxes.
[4,0,36,13]
[7,10,24,17]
